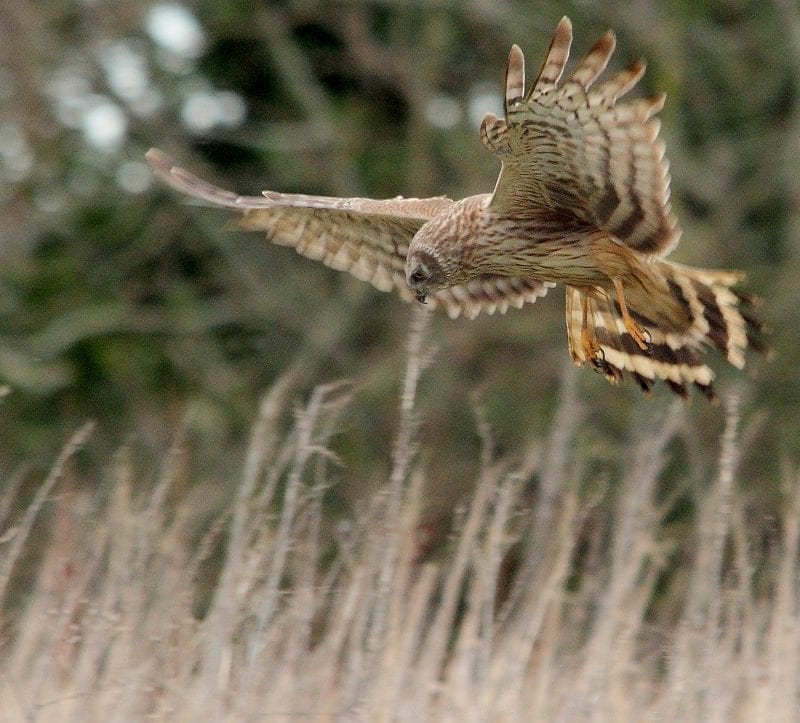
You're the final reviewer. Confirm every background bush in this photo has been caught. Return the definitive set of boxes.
[1,1,799,717]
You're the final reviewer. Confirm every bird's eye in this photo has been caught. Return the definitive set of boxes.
[410,268,427,284]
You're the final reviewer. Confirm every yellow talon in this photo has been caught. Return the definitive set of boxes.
[581,294,602,360]
[613,278,650,351]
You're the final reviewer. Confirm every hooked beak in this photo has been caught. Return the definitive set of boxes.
[414,291,427,304]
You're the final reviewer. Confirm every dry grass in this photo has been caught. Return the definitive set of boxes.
[1,310,797,722]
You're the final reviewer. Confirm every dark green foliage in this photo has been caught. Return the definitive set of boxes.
[0,0,797,501]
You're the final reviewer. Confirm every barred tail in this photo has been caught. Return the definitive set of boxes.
[566,262,766,400]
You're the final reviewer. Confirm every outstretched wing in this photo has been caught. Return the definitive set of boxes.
[481,17,680,257]
[146,149,552,318]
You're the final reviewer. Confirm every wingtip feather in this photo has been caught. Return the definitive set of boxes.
[145,147,176,180]
[146,147,244,207]
[505,45,526,110]
[527,16,574,100]
[556,16,572,35]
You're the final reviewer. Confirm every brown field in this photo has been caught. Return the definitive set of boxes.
[2,312,797,721]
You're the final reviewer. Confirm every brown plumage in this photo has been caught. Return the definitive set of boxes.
[147,16,764,400]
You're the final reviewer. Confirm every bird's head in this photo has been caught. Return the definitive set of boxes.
[405,248,449,304]
[406,197,487,303]
[406,214,468,303]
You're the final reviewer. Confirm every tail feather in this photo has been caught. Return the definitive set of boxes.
[566,263,763,399]
[664,264,754,370]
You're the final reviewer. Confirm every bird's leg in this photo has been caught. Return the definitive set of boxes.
[612,277,650,351]
[580,294,601,360]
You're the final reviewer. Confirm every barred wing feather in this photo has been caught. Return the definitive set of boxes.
[481,16,680,257]
[146,149,552,318]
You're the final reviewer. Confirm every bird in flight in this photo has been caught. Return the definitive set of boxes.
[147,16,764,400]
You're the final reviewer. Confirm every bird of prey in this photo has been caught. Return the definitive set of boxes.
[147,16,764,399]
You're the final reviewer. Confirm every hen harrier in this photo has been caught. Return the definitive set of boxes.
[147,16,764,400]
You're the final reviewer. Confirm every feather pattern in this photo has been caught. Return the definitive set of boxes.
[146,148,552,319]
[147,17,765,400]
[483,16,680,257]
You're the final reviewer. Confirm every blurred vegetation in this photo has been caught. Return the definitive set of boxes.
[0,0,798,520]
[4,356,800,719]
[2,3,800,716]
